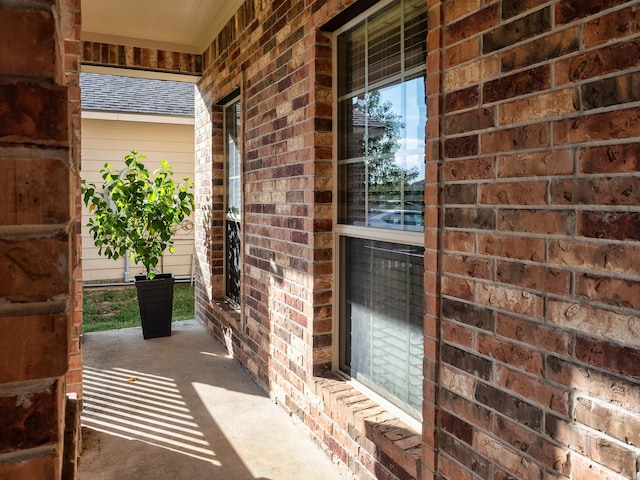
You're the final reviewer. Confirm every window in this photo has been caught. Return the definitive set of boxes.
[224,99,241,304]
[336,0,427,419]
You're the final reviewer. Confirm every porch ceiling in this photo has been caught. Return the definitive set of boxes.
[81,0,245,54]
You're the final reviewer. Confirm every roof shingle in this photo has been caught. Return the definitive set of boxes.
[81,73,194,117]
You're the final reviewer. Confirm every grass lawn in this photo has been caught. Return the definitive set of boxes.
[83,283,195,333]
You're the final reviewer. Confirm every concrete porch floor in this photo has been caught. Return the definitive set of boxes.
[79,320,345,480]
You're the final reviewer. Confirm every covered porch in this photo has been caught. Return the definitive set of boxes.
[78,320,343,479]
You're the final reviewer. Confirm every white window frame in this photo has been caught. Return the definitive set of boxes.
[332,0,426,430]
[223,97,242,307]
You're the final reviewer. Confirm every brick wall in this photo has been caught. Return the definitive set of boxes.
[195,1,429,479]
[82,41,202,75]
[437,0,640,479]
[0,0,81,478]
[195,0,640,479]
[64,0,83,403]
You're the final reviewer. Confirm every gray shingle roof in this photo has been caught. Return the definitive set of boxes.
[81,73,194,116]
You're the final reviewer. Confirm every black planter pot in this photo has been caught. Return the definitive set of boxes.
[134,273,174,339]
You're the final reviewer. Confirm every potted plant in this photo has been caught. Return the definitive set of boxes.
[81,150,195,339]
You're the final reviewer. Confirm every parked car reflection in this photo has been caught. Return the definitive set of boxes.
[367,209,424,232]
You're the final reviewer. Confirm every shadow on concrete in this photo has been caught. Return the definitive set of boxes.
[79,320,342,480]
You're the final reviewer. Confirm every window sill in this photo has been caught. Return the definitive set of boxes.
[212,297,241,322]
[313,374,423,479]
[200,296,241,346]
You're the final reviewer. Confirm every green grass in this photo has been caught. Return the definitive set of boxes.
[82,284,195,333]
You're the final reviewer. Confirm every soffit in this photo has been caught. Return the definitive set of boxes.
[81,0,244,54]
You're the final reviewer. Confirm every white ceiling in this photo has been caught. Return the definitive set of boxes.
[81,0,245,54]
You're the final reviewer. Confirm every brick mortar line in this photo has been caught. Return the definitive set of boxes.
[0,0,51,11]
[0,377,56,397]
[0,146,69,161]
[0,225,68,238]
[0,444,57,465]
[443,284,640,317]
[0,299,67,317]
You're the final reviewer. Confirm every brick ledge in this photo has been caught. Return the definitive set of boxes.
[314,375,424,480]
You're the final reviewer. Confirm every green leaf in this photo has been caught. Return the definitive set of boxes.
[82,149,194,274]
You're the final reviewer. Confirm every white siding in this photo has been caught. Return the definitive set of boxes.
[81,118,195,283]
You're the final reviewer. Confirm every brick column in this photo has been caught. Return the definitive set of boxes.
[0,0,80,478]
[424,2,443,479]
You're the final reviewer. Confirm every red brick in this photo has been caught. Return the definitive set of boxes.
[502,0,548,19]
[444,157,494,181]
[444,183,477,205]
[551,176,640,206]
[443,254,492,279]
[588,431,638,479]
[495,313,572,357]
[479,180,546,205]
[477,333,543,375]
[547,357,640,414]
[552,241,640,278]
[442,276,475,301]
[0,314,68,382]
[438,454,474,480]
[441,387,492,432]
[445,135,478,158]
[445,107,494,135]
[581,70,640,109]
[584,4,640,47]
[501,27,579,71]
[481,123,550,154]
[494,365,570,415]
[484,65,550,103]
[545,414,589,456]
[575,397,640,448]
[575,335,640,380]
[555,0,633,25]
[444,0,481,23]
[474,430,542,479]
[554,108,640,145]
[0,235,69,303]
[439,430,491,478]
[555,39,640,84]
[441,411,473,444]
[499,89,577,125]
[477,384,543,432]
[444,231,475,253]
[445,4,499,45]
[0,82,68,146]
[483,8,551,54]
[478,233,546,262]
[570,451,632,480]
[445,37,480,68]
[578,210,640,241]
[493,415,570,474]
[496,261,571,295]
[0,9,55,79]
[576,272,640,310]
[477,283,544,318]
[498,209,574,235]
[548,300,639,348]
[442,343,493,381]
[445,86,480,112]
[498,150,573,178]
[0,383,60,452]
[0,158,70,225]
[579,142,640,174]
[0,454,58,480]
[442,319,474,349]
